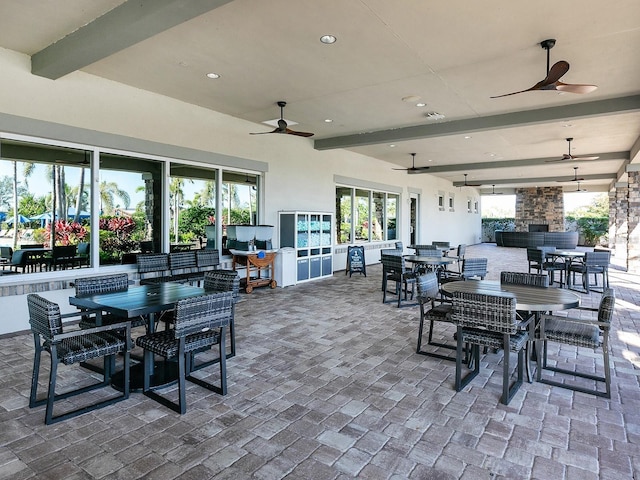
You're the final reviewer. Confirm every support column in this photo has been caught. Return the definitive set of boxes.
[628,171,640,274]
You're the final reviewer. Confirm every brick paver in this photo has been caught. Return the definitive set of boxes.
[0,243,638,479]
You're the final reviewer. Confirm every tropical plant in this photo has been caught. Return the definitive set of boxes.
[178,205,215,240]
[99,180,130,215]
[45,220,88,247]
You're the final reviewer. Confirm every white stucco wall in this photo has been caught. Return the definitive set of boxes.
[0,47,481,334]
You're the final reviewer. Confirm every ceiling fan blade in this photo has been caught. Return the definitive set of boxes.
[555,81,598,94]
[556,177,585,182]
[285,128,314,137]
[541,60,570,86]
[490,86,538,98]
[572,155,600,161]
[250,129,279,135]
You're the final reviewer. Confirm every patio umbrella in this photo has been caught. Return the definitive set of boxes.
[66,207,90,219]
[6,214,30,225]
[29,212,53,227]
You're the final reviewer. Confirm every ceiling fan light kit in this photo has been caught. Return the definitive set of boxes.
[491,39,597,98]
[250,101,314,137]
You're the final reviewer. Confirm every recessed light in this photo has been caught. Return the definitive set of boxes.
[563,123,573,128]
[324,119,333,123]
[402,95,421,103]
[206,72,220,79]
[464,135,472,139]
[416,102,427,107]
[320,35,337,44]
[425,112,445,120]
[389,144,396,148]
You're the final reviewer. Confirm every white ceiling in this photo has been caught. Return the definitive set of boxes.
[1,0,639,193]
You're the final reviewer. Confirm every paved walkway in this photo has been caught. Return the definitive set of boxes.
[0,243,638,479]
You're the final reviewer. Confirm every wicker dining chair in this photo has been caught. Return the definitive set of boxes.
[567,251,611,293]
[203,269,240,359]
[527,247,565,286]
[416,272,455,360]
[536,288,615,398]
[74,273,147,328]
[451,291,529,405]
[381,253,417,307]
[135,291,234,414]
[27,293,131,424]
[441,257,488,284]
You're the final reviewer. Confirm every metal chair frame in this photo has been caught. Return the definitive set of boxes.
[135,292,233,414]
[27,293,131,424]
[381,253,417,307]
[536,288,615,398]
[416,272,456,361]
[452,291,530,405]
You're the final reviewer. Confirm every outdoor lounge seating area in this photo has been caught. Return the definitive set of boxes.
[2,243,638,478]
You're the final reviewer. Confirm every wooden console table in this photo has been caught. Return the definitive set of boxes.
[230,249,278,293]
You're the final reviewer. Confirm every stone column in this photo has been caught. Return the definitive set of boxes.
[628,171,640,274]
[615,184,629,271]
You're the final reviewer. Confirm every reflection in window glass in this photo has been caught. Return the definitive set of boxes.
[99,153,161,264]
[169,164,216,251]
[372,192,384,241]
[355,189,370,243]
[0,139,92,268]
[336,187,351,245]
[221,171,259,254]
[386,194,398,240]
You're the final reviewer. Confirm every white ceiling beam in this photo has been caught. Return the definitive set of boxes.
[31,0,233,79]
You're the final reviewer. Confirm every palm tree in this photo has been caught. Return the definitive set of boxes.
[99,181,130,215]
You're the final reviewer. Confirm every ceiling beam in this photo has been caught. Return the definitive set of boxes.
[452,173,617,187]
[406,151,628,174]
[31,0,233,79]
[314,95,640,150]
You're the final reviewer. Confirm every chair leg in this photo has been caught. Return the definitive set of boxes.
[178,346,187,415]
[29,339,43,408]
[45,354,59,425]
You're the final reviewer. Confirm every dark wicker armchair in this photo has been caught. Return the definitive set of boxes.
[536,288,615,398]
[204,269,240,359]
[135,291,234,414]
[451,291,529,405]
[27,293,131,424]
[567,251,611,293]
[381,253,417,307]
[416,272,455,360]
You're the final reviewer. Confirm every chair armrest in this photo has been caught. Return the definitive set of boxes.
[540,314,610,330]
[53,321,133,349]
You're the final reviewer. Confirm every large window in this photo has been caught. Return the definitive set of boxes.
[0,134,262,277]
[335,186,398,244]
[0,138,93,259]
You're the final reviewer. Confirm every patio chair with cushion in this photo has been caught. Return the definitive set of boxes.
[137,253,170,284]
[203,269,240,359]
[27,293,131,424]
[567,250,610,293]
[8,249,29,273]
[381,253,417,307]
[527,247,565,286]
[416,272,455,360]
[49,245,77,271]
[452,291,530,405]
[447,244,466,273]
[135,291,233,414]
[536,288,615,398]
[441,257,488,284]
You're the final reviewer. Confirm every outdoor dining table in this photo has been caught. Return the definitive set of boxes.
[404,254,457,281]
[69,281,206,391]
[441,279,580,377]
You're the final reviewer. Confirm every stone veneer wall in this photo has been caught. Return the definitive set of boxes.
[612,184,628,270]
[628,171,639,274]
[514,187,565,232]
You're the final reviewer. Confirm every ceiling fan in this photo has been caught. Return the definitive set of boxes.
[491,39,597,98]
[545,137,600,163]
[488,185,503,195]
[557,166,585,182]
[459,173,481,187]
[392,153,429,173]
[250,101,314,137]
[573,181,587,192]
